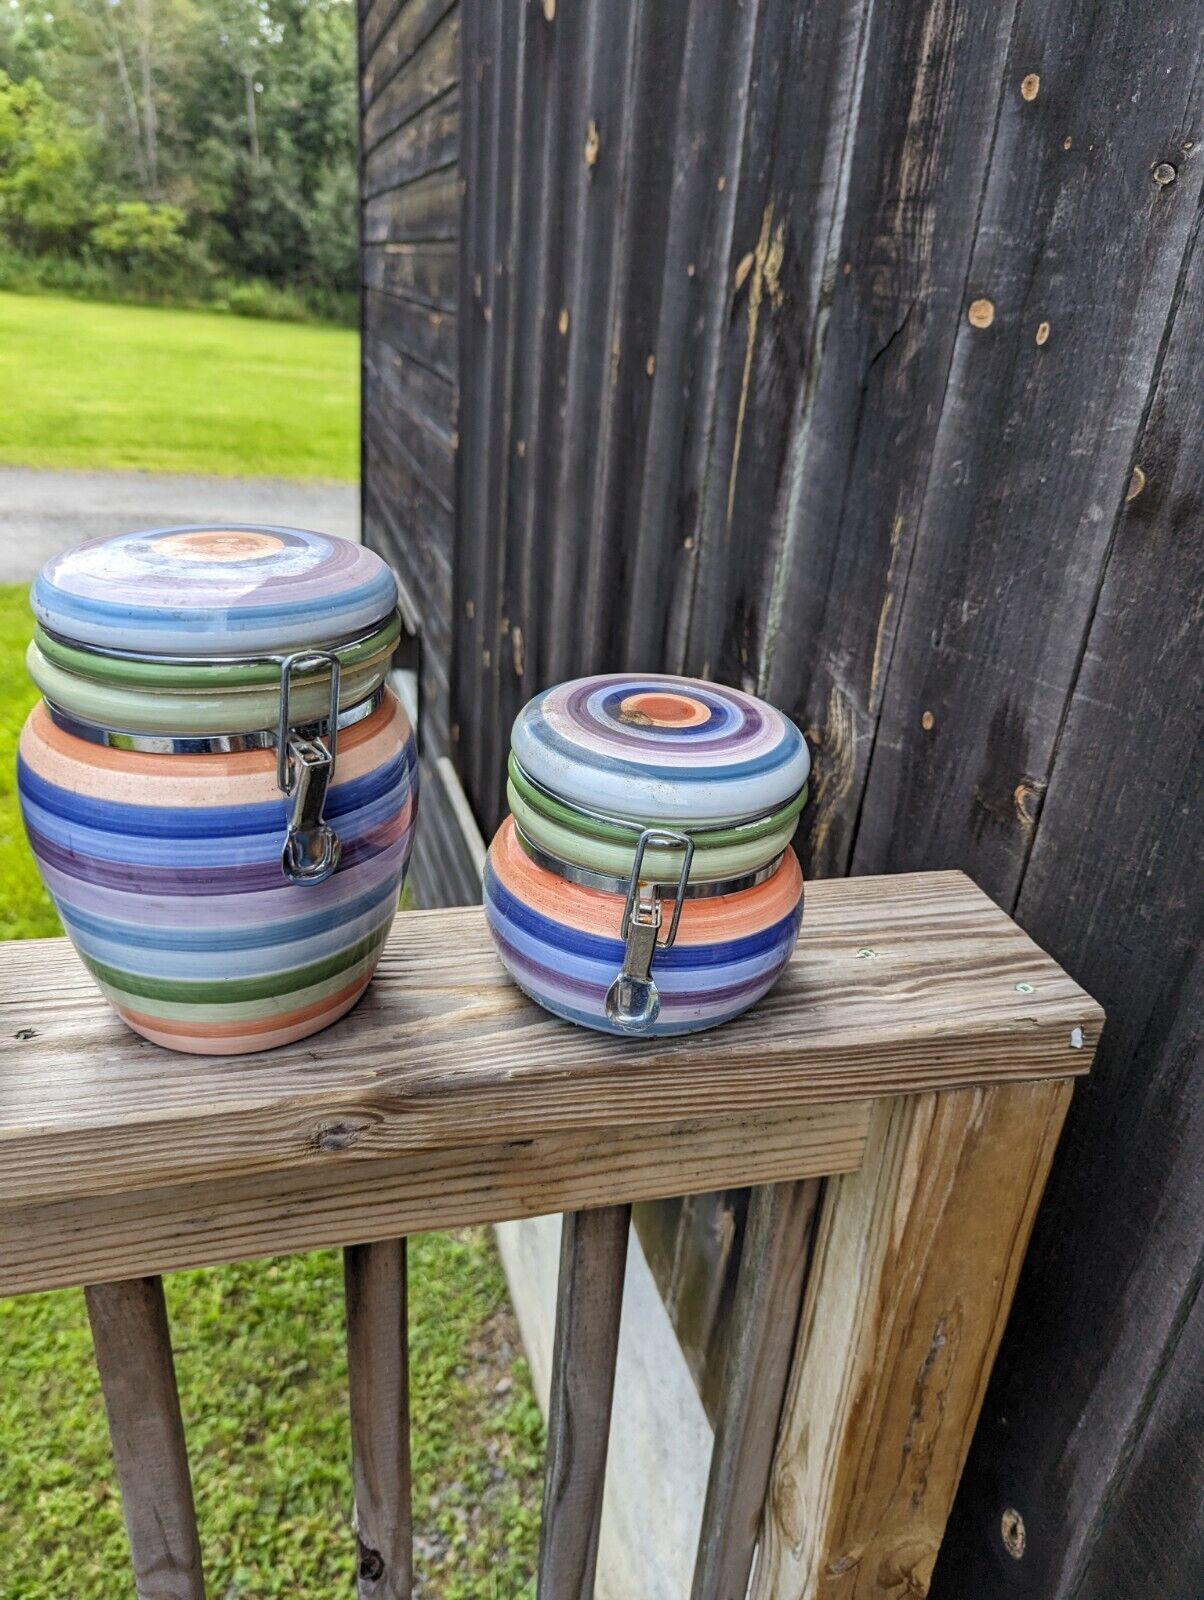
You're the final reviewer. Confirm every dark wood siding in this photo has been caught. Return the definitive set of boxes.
[358,0,478,904]
[361,0,1204,1591]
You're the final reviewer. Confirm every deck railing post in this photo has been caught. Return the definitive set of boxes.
[85,1275,206,1600]
[344,1239,413,1600]
[537,1204,632,1599]
[752,1081,1074,1598]
[690,1178,821,1600]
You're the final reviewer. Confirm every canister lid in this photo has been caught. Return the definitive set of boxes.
[31,525,399,656]
[511,673,810,825]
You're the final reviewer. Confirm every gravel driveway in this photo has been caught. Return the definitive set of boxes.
[0,468,360,583]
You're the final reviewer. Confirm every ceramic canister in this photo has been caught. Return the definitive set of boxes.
[484,673,810,1036]
[18,525,417,1055]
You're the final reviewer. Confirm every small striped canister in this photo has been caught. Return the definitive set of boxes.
[18,526,416,1055]
[484,673,809,1037]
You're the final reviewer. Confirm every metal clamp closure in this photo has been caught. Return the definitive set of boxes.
[604,828,695,1032]
[277,651,342,886]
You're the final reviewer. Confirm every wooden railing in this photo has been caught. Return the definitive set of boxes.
[0,871,1101,1598]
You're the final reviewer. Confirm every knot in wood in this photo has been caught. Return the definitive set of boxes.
[968,298,995,329]
[1001,1507,1026,1559]
[1152,161,1177,186]
[358,1540,386,1582]
[311,1120,366,1153]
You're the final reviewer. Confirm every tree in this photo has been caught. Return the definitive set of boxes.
[0,71,93,252]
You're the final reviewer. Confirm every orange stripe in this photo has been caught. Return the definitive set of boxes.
[115,969,375,1041]
[21,692,411,803]
[115,982,371,1056]
[489,815,802,941]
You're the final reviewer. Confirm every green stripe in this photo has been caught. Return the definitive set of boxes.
[508,753,807,844]
[35,612,402,690]
[95,945,389,1022]
[83,922,391,1004]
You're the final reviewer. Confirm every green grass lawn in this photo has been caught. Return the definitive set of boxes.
[0,293,358,480]
[0,588,544,1595]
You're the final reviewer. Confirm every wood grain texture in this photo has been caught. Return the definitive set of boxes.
[362,90,459,198]
[538,1205,631,1600]
[0,873,1099,1210]
[633,1185,750,1425]
[345,1241,412,1599]
[85,1277,205,1600]
[691,1180,820,1600]
[849,0,1204,899]
[358,0,459,822]
[0,1105,868,1298]
[753,1080,1072,1600]
[362,6,459,154]
[930,189,1204,1600]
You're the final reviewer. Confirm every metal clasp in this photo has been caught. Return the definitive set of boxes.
[604,828,694,1032]
[277,651,342,886]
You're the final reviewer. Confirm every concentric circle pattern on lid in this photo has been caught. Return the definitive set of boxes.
[511,672,811,825]
[32,525,400,655]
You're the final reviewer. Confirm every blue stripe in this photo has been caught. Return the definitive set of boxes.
[522,714,802,786]
[32,570,397,635]
[483,864,800,968]
[21,781,408,867]
[17,738,415,840]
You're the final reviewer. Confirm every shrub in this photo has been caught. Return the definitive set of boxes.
[224,278,313,322]
[88,201,190,269]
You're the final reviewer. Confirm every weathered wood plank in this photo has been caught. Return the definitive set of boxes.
[363,287,456,382]
[362,241,457,309]
[85,1277,205,1600]
[0,1105,869,1298]
[611,0,759,675]
[0,874,1099,1209]
[691,1180,820,1600]
[362,0,456,109]
[932,199,1204,1600]
[634,1186,750,1423]
[362,90,459,198]
[755,1080,1073,1600]
[362,7,459,154]
[363,167,460,245]
[687,0,1019,883]
[453,0,525,813]
[345,1241,412,1600]
[538,1205,630,1599]
[362,354,455,506]
[849,0,1204,899]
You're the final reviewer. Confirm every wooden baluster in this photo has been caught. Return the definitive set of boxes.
[85,1276,206,1600]
[537,1204,631,1600]
[344,1240,412,1600]
[690,1179,821,1600]
[753,1081,1075,1599]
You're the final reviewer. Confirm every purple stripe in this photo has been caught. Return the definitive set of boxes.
[38,837,410,926]
[490,924,788,1014]
[30,814,413,896]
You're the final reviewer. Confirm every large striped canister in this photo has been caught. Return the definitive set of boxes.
[18,526,416,1055]
[484,673,809,1037]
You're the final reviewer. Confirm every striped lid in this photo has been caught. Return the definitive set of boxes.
[511,672,810,825]
[31,525,399,656]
